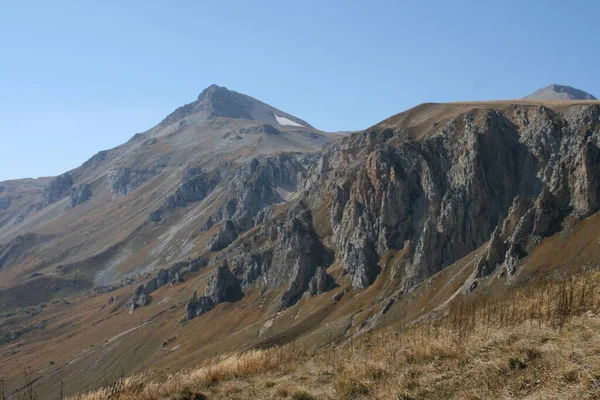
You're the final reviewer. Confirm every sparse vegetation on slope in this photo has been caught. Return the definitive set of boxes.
[64,271,600,400]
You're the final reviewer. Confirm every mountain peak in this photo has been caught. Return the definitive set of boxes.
[195,84,253,120]
[159,85,313,129]
[523,84,597,100]
[197,84,232,101]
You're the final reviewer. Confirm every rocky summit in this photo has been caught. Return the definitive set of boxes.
[1,85,600,398]
[522,84,597,100]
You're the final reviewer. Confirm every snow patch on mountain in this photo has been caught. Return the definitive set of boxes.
[274,113,305,127]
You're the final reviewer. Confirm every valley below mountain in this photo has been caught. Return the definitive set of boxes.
[1,85,599,399]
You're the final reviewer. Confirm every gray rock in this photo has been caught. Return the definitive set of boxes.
[38,173,73,209]
[185,290,215,320]
[308,267,330,296]
[185,260,241,320]
[170,272,184,285]
[185,290,198,320]
[139,293,150,306]
[207,220,238,251]
[165,168,220,209]
[106,168,157,199]
[204,260,242,303]
[217,103,600,311]
[69,184,92,208]
[134,284,144,297]
[156,269,169,287]
[142,279,157,294]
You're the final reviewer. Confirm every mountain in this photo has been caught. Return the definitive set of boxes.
[522,84,597,100]
[159,84,314,129]
[1,90,600,398]
[0,85,338,300]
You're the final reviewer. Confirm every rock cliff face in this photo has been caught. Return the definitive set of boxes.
[165,168,221,209]
[69,184,92,208]
[38,173,73,209]
[193,103,600,315]
[289,104,600,292]
[208,220,238,251]
[106,168,157,199]
[202,154,309,233]
[185,260,242,320]
[130,258,208,311]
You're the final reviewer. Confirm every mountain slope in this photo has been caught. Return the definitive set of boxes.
[523,84,597,100]
[0,85,338,300]
[2,96,600,399]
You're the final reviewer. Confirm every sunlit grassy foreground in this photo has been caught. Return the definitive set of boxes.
[67,272,600,400]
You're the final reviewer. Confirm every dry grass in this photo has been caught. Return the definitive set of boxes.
[64,271,600,399]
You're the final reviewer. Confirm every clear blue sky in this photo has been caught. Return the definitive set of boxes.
[1,0,598,181]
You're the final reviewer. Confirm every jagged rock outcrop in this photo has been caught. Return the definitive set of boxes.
[38,173,73,209]
[185,260,242,320]
[185,290,199,320]
[164,168,221,209]
[81,150,112,169]
[130,258,209,311]
[208,220,238,251]
[69,184,92,208]
[213,104,600,312]
[205,260,243,303]
[291,105,600,292]
[106,168,157,199]
[216,202,333,309]
[230,253,268,289]
[157,269,169,287]
[266,203,334,307]
[142,278,158,294]
[202,154,308,233]
[185,290,214,320]
[307,267,331,296]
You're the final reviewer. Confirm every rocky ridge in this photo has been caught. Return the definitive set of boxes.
[177,103,600,317]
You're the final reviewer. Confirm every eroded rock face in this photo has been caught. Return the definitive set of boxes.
[185,260,242,320]
[204,261,242,303]
[129,259,208,311]
[107,168,157,199]
[38,173,73,209]
[294,105,600,291]
[308,267,331,296]
[160,104,600,318]
[202,154,309,232]
[207,220,238,251]
[215,104,600,311]
[217,202,334,309]
[165,168,220,209]
[69,184,92,208]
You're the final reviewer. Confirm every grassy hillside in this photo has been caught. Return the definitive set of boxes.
[56,271,600,400]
